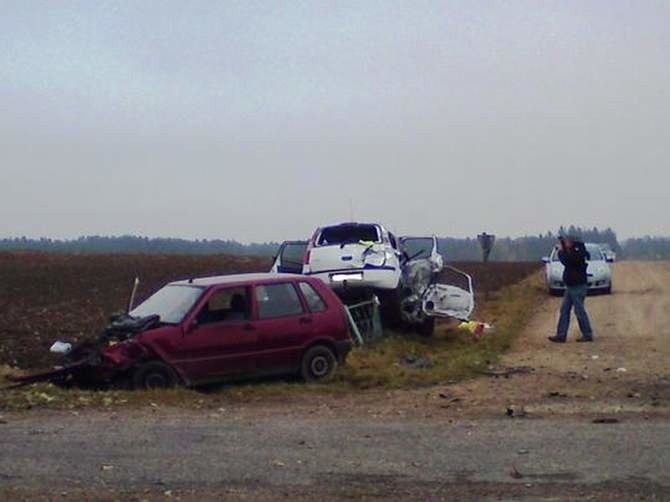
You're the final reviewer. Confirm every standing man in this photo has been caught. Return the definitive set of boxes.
[548,236,594,343]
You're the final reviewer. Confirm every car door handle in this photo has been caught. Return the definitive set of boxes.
[299,317,312,324]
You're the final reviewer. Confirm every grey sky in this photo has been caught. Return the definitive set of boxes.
[1,1,668,242]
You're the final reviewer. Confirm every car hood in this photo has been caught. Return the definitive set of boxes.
[546,262,610,278]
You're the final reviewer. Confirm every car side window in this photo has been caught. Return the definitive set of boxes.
[196,287,250,325]
[255,283,304,319]
[299,282,327,313]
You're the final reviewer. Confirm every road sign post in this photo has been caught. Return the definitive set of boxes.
[477,233,496,263]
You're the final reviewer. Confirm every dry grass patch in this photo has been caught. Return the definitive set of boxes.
[335,271,545,389]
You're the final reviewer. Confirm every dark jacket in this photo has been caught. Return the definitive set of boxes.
[558,242,590,287]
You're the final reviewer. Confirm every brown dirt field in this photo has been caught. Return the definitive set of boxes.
[440,261,541,301]
[0,253,537,370]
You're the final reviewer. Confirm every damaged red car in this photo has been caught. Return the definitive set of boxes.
[14,274,352,389]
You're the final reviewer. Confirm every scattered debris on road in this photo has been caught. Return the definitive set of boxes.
[592,418,620,424]
[510,466,524,479]
[506,406,527,418]
[480,366,534,378]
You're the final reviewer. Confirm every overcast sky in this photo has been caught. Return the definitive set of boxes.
[1,1,668,242]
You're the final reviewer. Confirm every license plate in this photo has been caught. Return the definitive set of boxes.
[331,273,363,282]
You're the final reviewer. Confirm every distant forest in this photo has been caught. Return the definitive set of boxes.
[1,226,669,261]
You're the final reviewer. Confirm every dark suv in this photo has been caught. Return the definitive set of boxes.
[101,273,351,388]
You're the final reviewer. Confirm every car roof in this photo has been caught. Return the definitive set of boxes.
[319,222,381,229]
[170,273,306,287]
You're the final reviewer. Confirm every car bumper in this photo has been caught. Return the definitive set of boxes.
[334,339,353,363]
[548,279,611,291]
[308,268,400,291]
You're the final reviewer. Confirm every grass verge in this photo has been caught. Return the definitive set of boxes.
[308,269,544,390]
[0,272,545,412]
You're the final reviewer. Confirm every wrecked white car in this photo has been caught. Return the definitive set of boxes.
[304,223,402,292]
[397,236,474,335]
[271,223,474,336]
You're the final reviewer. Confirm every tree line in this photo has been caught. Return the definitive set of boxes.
[0,235,279,256]
[1,227,669,261]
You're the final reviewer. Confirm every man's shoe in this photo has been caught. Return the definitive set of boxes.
[548,336,566,343]
[576,337,594,343]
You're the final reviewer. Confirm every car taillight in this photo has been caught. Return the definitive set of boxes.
[304,230,318,264]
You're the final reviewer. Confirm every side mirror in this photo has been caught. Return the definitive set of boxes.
[542,257,550,264]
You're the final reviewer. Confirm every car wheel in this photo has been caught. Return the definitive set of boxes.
[378,287,402,328]
[417,317,436,337]
[604,285,612,295]
[549,288,563,297]
[300,345,337,382]
[133,361,179,390]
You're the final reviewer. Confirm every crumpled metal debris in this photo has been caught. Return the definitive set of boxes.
[8,313,160,387]
[400,354,434,369]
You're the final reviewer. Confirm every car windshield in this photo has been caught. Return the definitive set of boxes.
[402,238,434,260]
[586,244,605,261]
[130,285,204,324]
[317,224,380,246]
[551,244,605,262]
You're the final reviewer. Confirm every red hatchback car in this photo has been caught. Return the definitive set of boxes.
[102,273,352,389]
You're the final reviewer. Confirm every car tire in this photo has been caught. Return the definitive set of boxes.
[417,317,436,337]
[300,345,337,382]
[549,288,563,297]
[604,285,612,295]
[133,361,179,390]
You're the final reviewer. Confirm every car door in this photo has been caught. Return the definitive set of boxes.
[420,268,475,321]
[296,280,334,339]
[253,281,313,374]
[270,241,308,274]
[399,236,474,321]
[174,286,258,383]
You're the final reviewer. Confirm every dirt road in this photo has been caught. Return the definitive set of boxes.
[1,262,668,499]
[444,261,670,418]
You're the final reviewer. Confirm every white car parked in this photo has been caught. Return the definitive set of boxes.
[543,242,613,296]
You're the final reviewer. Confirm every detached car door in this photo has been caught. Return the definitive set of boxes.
[175,286,258,383]
[399,235,474,321]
